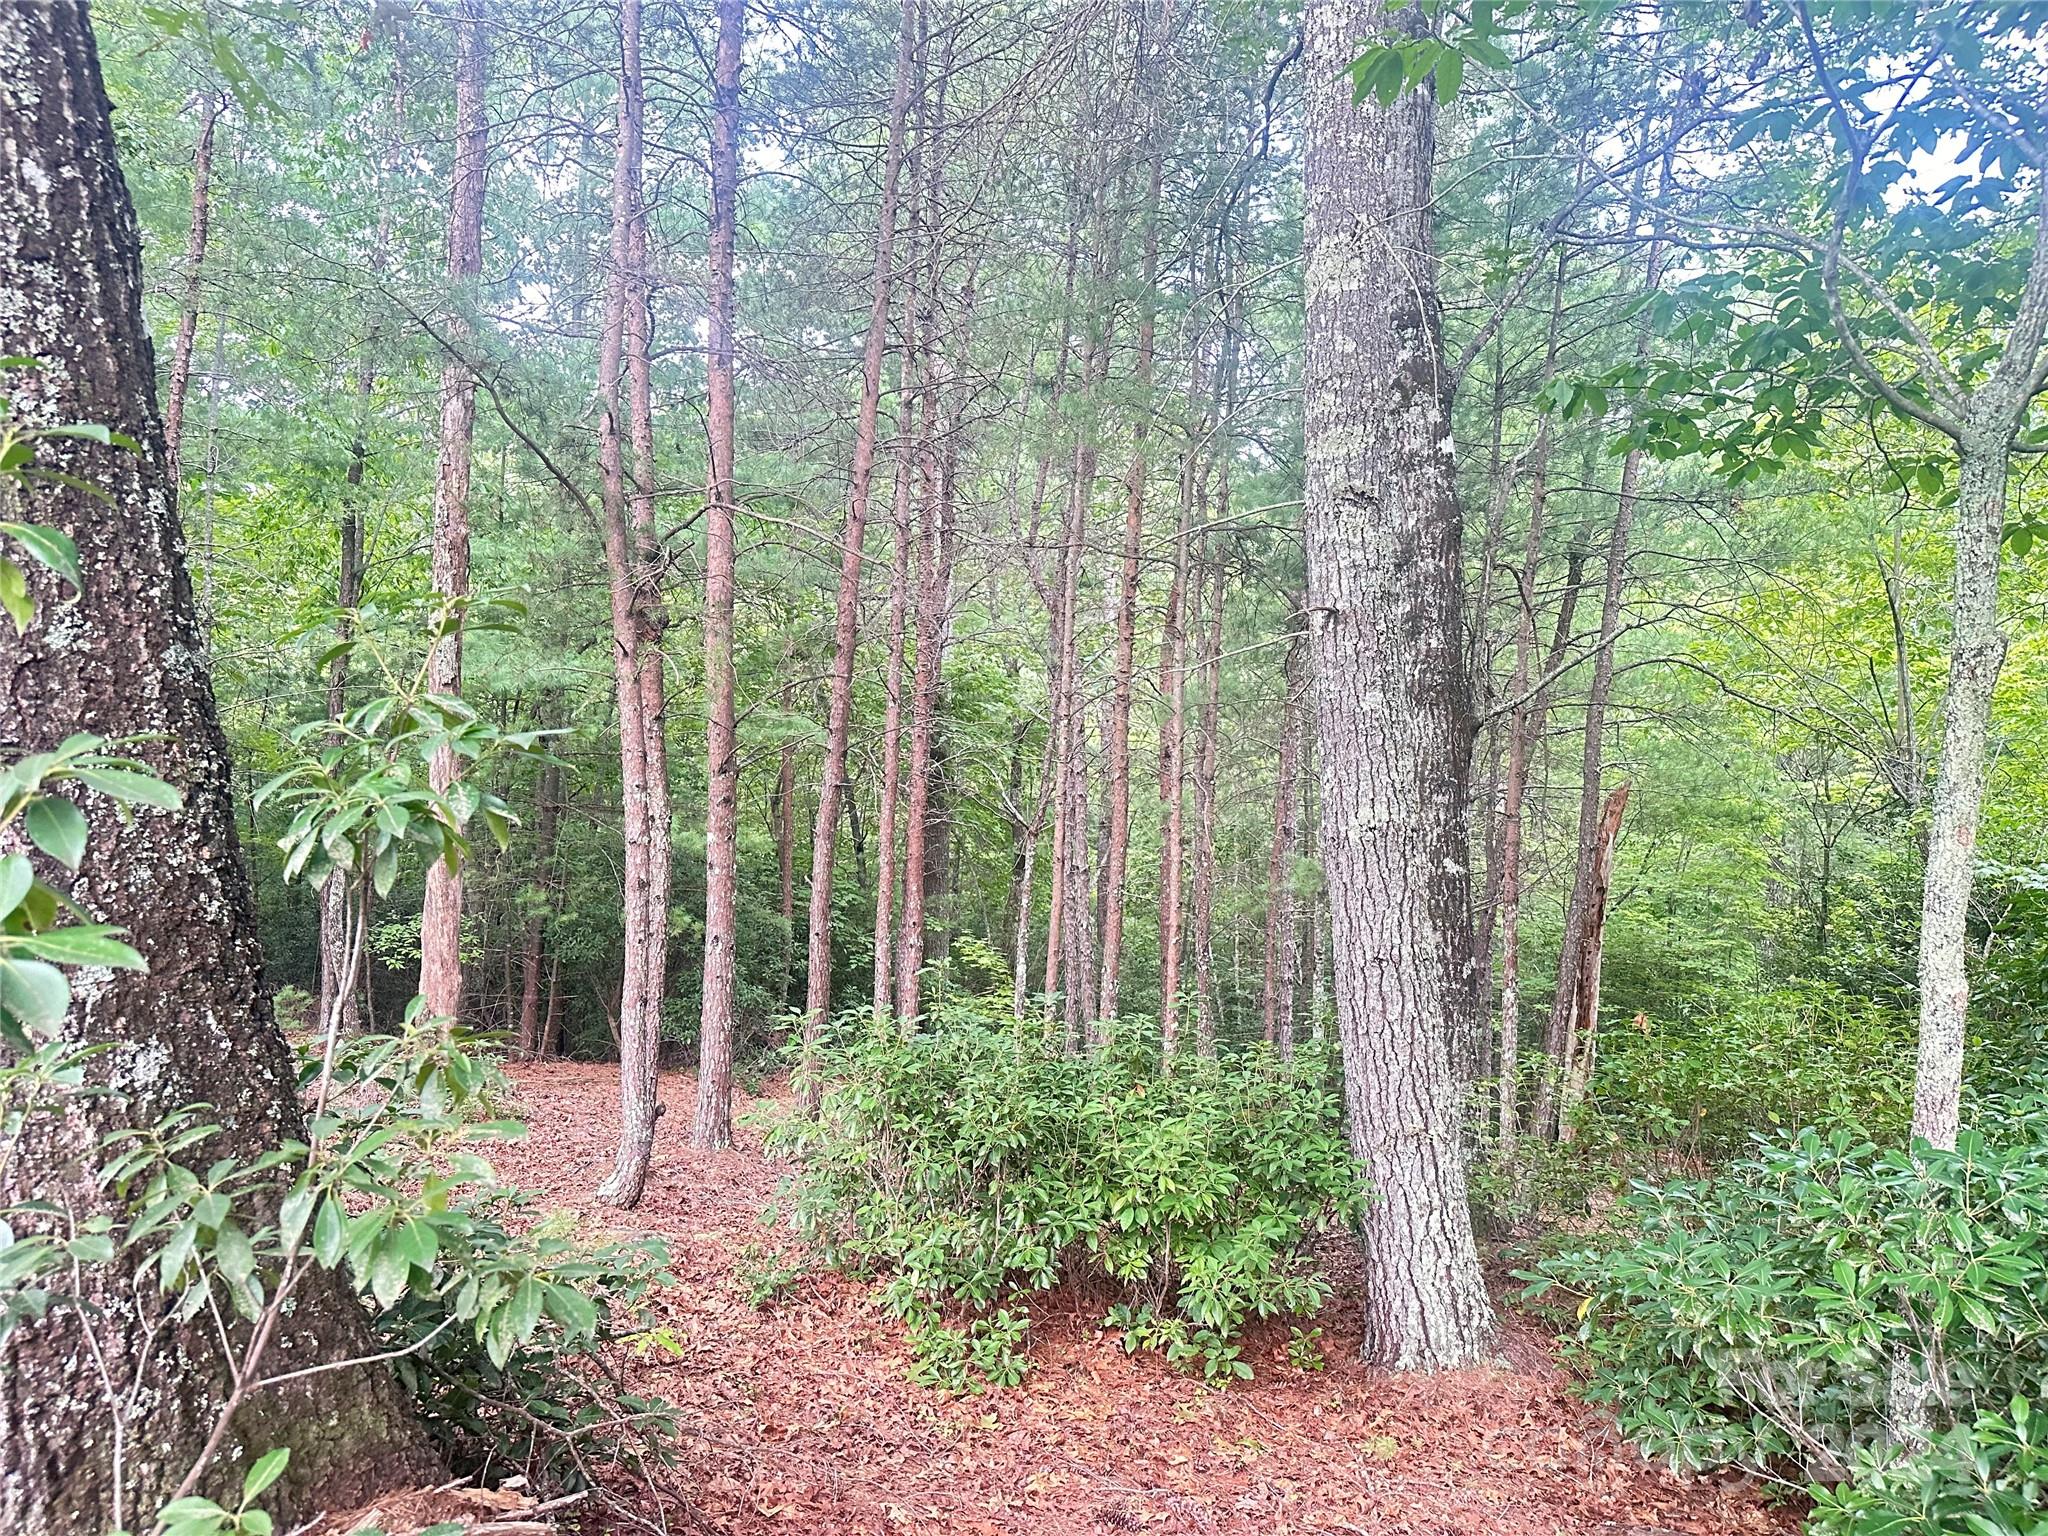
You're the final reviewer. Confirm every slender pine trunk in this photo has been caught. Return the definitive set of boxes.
[418,0,489,1025]
[801,0,918,1088]
[693,0,745,1150]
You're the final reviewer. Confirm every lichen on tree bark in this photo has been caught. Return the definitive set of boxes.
[1301,0,1496,1370]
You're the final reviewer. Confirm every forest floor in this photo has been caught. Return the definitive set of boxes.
[491,1062,1796,1536]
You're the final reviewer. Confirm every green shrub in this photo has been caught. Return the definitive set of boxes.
[766,1004,1364,1389]
[1525,1102,2048,1516]
[1587,984,1917,1153]
[1806,1397,2048,1535]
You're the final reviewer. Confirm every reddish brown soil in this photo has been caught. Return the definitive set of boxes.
[490,1062,1794,1536]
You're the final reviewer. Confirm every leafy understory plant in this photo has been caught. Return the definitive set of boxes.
[769,1004,1364,1392]
[1526,1103,2048,1529]
[0,732,184,1050]
[1,595,665,1535]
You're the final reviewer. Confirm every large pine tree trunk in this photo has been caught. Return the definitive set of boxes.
[693,0,745,1150]
[418,0,489,1025]
[0,8,438,1527]
[1302,0,1494,1369]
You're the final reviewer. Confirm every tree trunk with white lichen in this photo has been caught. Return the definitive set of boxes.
[0,5,438,1529]
[1302,0,1496,1370]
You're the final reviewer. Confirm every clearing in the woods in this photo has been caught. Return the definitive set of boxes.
[493,1063,1790,1536]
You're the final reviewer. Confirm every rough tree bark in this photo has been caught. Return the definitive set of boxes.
[1302,0,1495,1368]
[693,0,744,1150]
[800,0,917,1090]
[417,0,489,1025]
[0,9,438,1528]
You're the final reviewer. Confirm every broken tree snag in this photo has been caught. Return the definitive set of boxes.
[1557,781,1631,1143]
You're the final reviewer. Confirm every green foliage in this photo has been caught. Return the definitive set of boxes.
[1807,1397,2048,1536]
[1588,985,1918,1153]
[142,1449,294,1536]
[734,1240,806,1308]
[254,597,550,901]
[342,1040,675,1488]
[1524,1107,2048,1516]
[0,375,121,633]
[769,1005,1363,1390]
[0,733,180,1050]
[1286,1325,1326,1373]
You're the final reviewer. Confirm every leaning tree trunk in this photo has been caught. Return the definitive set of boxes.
[161,89,219,488]
[693,0,744,1151]
[418,0,489,1025]
[0,9,438,1530]
[1556,781,1631,1142]
[1302,0,1495,1369]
